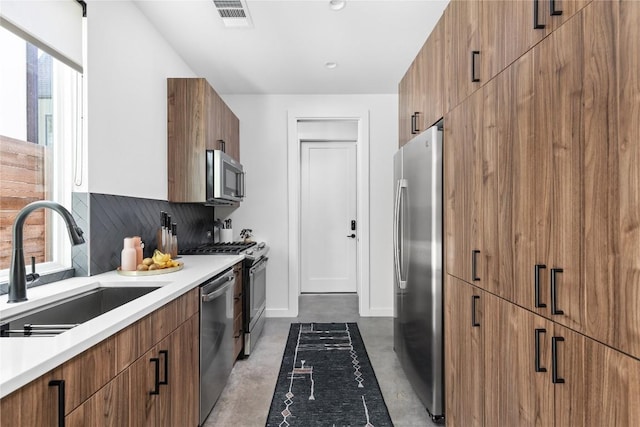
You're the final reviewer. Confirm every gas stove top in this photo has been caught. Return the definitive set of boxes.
[180,241,257,255]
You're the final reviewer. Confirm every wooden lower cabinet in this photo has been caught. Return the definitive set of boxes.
[130,315,199,427]
[445,278,640,426]
[66,371,129,427]
[554,325,640,426]
[444,275,483,427]
[0,368,63,426]
[0,289,200,427]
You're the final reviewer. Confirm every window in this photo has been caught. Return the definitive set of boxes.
[0,25,82,278]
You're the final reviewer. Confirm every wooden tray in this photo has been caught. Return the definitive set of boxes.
[117,262,183,276]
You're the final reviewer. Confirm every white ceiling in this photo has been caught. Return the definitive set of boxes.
[133,0,449,95]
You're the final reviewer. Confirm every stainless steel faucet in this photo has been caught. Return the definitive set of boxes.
[8,200,85,303]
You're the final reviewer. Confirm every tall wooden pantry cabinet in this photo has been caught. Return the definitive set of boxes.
[398,0,640,425]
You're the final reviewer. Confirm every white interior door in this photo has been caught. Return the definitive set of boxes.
[300,141,357,293]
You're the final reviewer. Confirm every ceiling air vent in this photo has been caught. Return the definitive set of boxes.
[213,0,253,28]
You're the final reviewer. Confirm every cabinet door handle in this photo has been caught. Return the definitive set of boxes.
[534,329,547,373]
[472,250,481,281]
[550,0,563,16]
[551,336,565,384]
[550,268,564,315]
[471,51,480,82]
[472,295,480,327]
[48,379,66,427]
[159,350,169,386]
[534,264,547,308]
[411,112,420,135]
[150,357,160,395]
[533,0,545,29]
[217,139,226,153]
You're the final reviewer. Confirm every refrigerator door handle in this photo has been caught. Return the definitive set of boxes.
[394,179,408,289]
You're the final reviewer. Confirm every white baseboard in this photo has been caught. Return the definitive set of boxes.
[266,307,298,318]
[361,307,393,317]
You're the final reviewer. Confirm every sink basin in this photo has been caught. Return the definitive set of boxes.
[0,286,161,337]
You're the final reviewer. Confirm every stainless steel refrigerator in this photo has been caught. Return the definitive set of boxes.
[393,125,444,422]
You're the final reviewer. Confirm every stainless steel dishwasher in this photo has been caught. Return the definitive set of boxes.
[199,268,235,426]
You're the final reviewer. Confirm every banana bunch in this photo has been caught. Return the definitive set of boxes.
[137,250,180,271]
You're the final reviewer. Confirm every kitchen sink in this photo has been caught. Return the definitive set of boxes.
[0,285,162,337]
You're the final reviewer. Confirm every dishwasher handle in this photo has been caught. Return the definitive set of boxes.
[202,274,234,302]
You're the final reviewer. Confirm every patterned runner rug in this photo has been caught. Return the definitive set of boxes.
[266,322,393,427]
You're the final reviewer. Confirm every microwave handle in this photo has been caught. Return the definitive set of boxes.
[237,172,245,199]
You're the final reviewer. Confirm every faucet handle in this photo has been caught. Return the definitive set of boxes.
[26,256,40,284]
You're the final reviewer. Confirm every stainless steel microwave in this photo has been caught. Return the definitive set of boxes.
[206,150,244,204]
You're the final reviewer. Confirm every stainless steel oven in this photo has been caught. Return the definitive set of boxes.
[244,250,268,356]
[180,241,270,359]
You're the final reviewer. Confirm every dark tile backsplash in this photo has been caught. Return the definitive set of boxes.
[72,192,215,276]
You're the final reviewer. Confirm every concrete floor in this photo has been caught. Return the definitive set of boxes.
[203,294,439,427]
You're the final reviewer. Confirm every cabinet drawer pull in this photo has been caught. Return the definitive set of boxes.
[472,295,480,327]
[550,268,564,315]
[150,357,160,395]
[159,350,169,386]
[48,379,66,427]
[533,0,545,29]
[472,250,481,281]
[550,0,563,16]
[551,336,565,384]
[534,264,547,308]
[534,329,547,373]
[471,51,480,82]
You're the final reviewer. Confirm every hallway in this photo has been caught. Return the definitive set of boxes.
[204,294,438,426]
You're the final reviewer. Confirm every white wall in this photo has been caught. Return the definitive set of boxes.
[78,2,398,316]
[221,94,398,317]
[83,0,196,199]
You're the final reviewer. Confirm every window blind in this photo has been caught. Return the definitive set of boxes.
[0,0,84,72]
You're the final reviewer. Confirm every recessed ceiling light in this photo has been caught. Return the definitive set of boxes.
[329,0,346,11]
[325,62,338,69]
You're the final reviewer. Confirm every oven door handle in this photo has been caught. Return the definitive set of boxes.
[202,276,234,302]
[250,257,269,275]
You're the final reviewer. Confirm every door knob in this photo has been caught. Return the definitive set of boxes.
[347,234,356,238]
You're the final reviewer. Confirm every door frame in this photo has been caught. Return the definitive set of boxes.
[287,109,371,317]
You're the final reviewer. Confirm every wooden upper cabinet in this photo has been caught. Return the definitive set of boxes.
[445,83,497,290]
[417,19,445,133]
[167,78,240,202]
[222,102,240,162]
[444,0,481,112]
[481,0,590,84]
[444,89,482,283]
[398,13,445,147]
[496,50,536,307]
[398,54,424,147]
[398,67,412,147]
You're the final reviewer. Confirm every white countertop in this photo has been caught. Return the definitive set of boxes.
[0,254,243,398]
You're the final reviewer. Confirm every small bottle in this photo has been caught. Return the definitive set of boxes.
[171,223,178,259]
[121,237,137,271]
[132,236,143,266]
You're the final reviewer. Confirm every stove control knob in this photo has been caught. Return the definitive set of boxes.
[246,250,253,255]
